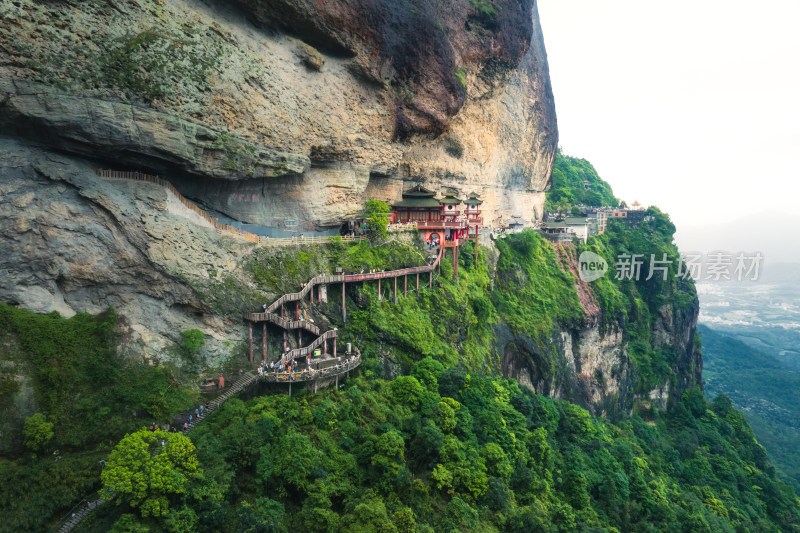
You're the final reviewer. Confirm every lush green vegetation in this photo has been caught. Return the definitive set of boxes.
[701,324,800,492]
[337,233,589,378]
[364,199,392,240]
[181,329,206,359]
[0,452,105,532]
[0,304,198,531]
[0,304,197,450]
[101,429,201,518]
[85,366,800,532]
[545,150,618,212]
[342,241,497,371]
[2,186,797,532]
[577,208,699,394]
[492,231,585,341]
[246,239,427,297]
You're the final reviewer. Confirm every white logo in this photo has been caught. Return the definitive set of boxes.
[579,251,608,282]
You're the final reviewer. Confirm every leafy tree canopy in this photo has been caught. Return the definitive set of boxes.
[545,149,618,212]
[364,198,391,240]
[101,429,202,517]
[22,413,54,452]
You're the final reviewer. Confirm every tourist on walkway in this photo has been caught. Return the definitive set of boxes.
[183,422,188,431]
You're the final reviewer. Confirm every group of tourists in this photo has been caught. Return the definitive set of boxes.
[256,353,359,382]
[258,360,301,375]
[145,402,208,434]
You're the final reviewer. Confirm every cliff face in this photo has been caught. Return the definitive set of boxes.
[0,0,557,230]
[500,302,701,417]
[0,140,252,364]
[498,243,702,417]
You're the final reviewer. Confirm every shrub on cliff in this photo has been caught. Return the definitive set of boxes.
[22,413,53,452]
[180,329,205,359]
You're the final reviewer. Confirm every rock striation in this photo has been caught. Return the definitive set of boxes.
[0,140,253,365]
[0,0,556,230]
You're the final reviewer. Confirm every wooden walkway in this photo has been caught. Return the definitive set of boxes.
[245,246,443,365]
[262,357,360,384]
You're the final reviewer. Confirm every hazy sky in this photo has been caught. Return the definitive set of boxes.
[538,0,800,228]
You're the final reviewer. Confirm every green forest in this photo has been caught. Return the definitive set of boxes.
[544,151,618,213]
[701,324,800,493]
[81,367,800,533]
[1,187,799,531]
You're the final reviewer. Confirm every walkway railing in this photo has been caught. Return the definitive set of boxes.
[387,221,418,232]
[52,492,106,533]
[256,246,443,316]
[247,312,321,335]
[259,235,365,246]
[279,329,338,364]
[263,354,360,383]
[95,169,260,243]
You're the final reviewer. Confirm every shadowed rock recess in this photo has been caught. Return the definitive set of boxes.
[0,0,556,230]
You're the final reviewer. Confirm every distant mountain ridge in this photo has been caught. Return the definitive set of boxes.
[676,211,800,265]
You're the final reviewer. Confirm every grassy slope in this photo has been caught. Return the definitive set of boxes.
[0,304,198,532]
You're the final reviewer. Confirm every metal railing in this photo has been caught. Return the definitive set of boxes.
[244,312,321,335]
[259,246,443,315]
[95,169,261,243]
[387,221,418,232]
[263,354,361,383]
[278,329,338,364]
[259,235,365,246]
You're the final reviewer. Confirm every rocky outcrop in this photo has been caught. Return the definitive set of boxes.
[0,139,254,365]
[0,0,557,230]
[499,245,701,417]
[500,306,700,417]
